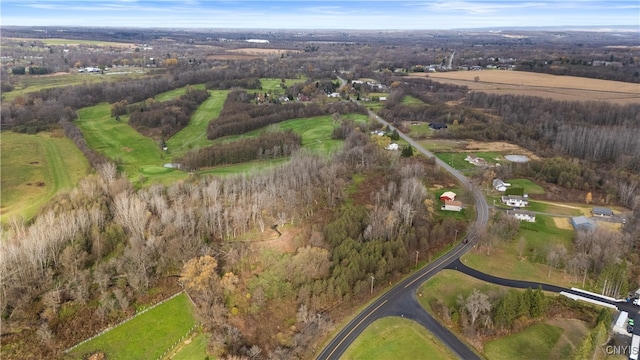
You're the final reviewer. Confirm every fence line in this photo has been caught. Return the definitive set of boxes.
[64,291,184,354]
[156,324,198,360]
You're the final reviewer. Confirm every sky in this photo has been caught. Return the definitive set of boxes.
[1,0,638,30]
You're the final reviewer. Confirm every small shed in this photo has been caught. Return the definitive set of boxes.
[571,216,596,231]
[441,200,462,212]
[592,207,613,217]
[440,191,456,202]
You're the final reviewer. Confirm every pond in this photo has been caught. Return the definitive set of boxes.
[505,154,530,163]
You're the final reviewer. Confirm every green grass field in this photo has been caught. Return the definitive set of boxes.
[461,212,577,287]
[484,322,572,360]
[401,95,425,105]
[153,83,206,102]
[75,102,183,185]
[342,317,457,360]
[3,72,144,102]
[407,123,434,137]
[171,332,209,360]
[1,131,91,222]
[222,113,369,155]
[506,178,546,195]
[166,90,229,156]
[68,293,195,360]
[418,270,504,312]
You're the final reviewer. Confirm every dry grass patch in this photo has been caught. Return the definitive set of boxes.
[228,48,301,55]
[411,71,640,105]
[552,217,573,230]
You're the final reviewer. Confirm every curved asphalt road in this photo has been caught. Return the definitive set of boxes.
[316,91,490,360]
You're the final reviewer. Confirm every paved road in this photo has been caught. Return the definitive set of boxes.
[317,87,490,360]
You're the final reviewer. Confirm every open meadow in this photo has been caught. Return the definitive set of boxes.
[0,130,91,223]
[342,317,458,360]
[412,70,640,105]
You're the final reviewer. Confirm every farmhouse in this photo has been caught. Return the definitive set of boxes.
[440,191,456,202]
[571,216,596,231]
[441,200,462,212]
[465,154,488,167]
[493,179,511,192]
[507,209,535,222]
[501,195,528,207]
[592,207,613,217]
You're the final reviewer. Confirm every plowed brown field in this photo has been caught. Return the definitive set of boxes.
[411,70,640,104]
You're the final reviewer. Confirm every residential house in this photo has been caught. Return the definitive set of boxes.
[507,209,535,222]
[501,195,529,207]
[493,179,511,192]
[386,143,399,151]
[592,207,613,217]
[440,191,456,202]
[465,154,488,167]
[441,200,462,212]
[571,216,596,232]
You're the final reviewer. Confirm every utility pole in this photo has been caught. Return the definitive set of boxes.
[370,276,375,295]
[415,250,419,269]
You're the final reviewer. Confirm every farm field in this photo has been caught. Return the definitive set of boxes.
[171,332,208,360]
[0,130,91,223]
[67,292,195,360]
[412,70,640,105]
[3,71,145,102]
[3,37,136,47]
[342,317,457,360]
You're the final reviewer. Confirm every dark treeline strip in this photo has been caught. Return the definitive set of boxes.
[127,88,209,139]
[177,130,302,171]
[206,90,367,139]
[205,77,262,90]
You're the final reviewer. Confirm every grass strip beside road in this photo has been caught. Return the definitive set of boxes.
[341,317,457,360]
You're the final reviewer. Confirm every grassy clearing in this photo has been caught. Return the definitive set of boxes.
[154,84,206,102]
[76,103,183,185]
[166,90,229,156]
[68,293,195,360]
[171,332,209,360]
[484,322,565,360]
[3,72,143,102]
[418,270,505,312]
[461,213,577,288]
[506,178,545,195]
[407,122,434,137]
[222,113,369,155]
[401,95,425,105]
[260,77,305,92]
[4,37,135,47]
[0,130,91,222]
[342,317,457,360]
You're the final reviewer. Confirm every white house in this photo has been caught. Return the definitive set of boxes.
[501,195,529,207]
[441,200,462,212]
[507,209,535,222]
[465,154,488,167]
[386,143,399,151]
[493,179,511,192]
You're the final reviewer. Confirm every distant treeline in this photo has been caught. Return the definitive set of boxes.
[206,90,368,139]
[177,130,302,171]
[124,88,209,139]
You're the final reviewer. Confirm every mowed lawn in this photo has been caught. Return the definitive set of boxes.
[1,130,91,222]
[75,102,186,185]
[222,113,370,155]
[461,213,578,288]
[342,317,457,360]
[68,293,195,360]
[484,319,589,360]
[166,90,229,156]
